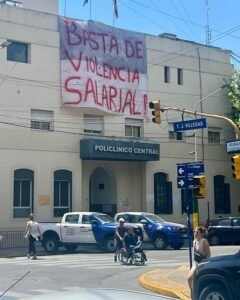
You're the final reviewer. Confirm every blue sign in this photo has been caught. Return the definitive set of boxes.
[177,176,194,189]
[177,164,186,176]
[186,162,205,176]
[176,162,204,189]
[177,177,187,189]
[226,140,240,154]
[173,118,207,132]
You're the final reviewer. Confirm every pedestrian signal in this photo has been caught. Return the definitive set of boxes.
[149,100,161,124]
[231,155,240,179]
[193,175,206,199]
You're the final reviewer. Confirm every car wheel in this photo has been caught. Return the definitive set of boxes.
[153,235,168,250]
[64,244,78,252]
[199,283,229,300]
[103,236,116,252]
[209,234,221,246]
[43,236,59,254]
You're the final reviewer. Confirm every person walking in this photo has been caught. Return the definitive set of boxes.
[24,213,42,259]
[114,218,127,262]
[188,226,211,291]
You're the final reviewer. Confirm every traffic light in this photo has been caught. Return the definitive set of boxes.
[231,155,240,179]
[149,100,161,124]
[193,175,206,199]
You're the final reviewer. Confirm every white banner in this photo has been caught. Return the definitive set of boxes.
[59,17,148,117]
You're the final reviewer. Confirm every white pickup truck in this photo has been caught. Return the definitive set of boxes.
[39,212,117,254]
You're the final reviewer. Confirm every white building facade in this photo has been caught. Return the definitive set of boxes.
[0,0,239,247]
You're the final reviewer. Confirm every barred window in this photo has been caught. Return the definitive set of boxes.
[31,109,53,131]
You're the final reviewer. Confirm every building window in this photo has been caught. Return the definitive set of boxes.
[54,170,72,217]
[13,169,33,218]
[7,41,28,63]
[84,115,103,135]
[168,123,184,141]
[169,131,183,141]
[208,128,221,144]
[154,172,172,214]
[31,109,53,131]
[125,118,143,138]
[214,175,230,214]
[177,68,183,85]
[164,66,170,83]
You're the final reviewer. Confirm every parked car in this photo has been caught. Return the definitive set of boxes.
[114,212,188,250]
[207,217,240,246]
[39,212,117,254]
[192,251,240,300]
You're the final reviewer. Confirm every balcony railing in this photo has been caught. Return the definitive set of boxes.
[0,0,23,7]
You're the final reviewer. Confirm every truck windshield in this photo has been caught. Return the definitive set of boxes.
[94,214,115,223]
[144,214,165,223]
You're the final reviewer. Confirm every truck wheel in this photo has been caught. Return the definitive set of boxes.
[153,235,168,250]
[199,283,229,300]
[103,236,116,253]
[43,236,59,254]
[64,245,78,252]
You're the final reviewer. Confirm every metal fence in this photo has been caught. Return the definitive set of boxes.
[0,231,28,248]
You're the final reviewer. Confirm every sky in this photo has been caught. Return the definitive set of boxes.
[59,0,240,67]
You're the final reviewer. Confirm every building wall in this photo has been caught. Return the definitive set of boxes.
[0,3,239,246]
[145,34,237,224]
[21,0,58,14]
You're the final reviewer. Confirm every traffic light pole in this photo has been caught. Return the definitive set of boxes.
[161,106,240,139]
[163,103,240,268]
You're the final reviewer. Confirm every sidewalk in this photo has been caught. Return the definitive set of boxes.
[139,265,191,300]
[0,247,191,300]
[0,246,45,258]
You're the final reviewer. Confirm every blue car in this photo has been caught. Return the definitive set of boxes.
[114,212,188,250]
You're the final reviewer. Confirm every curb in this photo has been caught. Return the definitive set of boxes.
[139,265,191,300]
[139,270,179,299]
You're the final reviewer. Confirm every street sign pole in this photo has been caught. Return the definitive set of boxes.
[177,161,205,269]
[185,188,193,269]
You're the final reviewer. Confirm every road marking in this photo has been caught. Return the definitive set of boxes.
[0,254,185,269]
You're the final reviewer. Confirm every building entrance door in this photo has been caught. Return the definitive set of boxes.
[89,167,117,217]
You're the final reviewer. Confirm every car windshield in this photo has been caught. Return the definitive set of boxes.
[94,214,115,223]
[144,214,165,223]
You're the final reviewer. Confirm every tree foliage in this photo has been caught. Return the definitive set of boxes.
[228,70,240,126]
